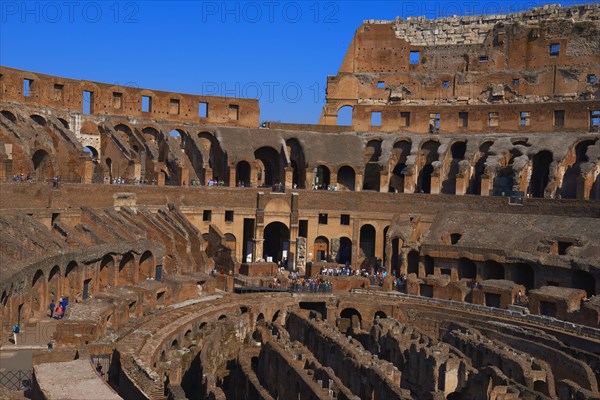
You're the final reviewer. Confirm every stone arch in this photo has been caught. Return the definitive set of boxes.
[529,150,553,198]
[572,270,595,297]
[225,233,236,253]
[417,140,440,193]
[48,265,61,300]
[196,132,225,180]
[236,160,252,187]
[83,146,99,159]
[31,269,46,317]
[30,114,46,126]
[272,310,282,323]
[560,139,596,199]
[314,236,329,262]
[337,105,353,126]
[255,146,282,186]
[469,140,494,195]
[1,110,17,123]
[64,261,80,298]
[458,258,477,280]
[315,165,330,189]
[286,138,307,189]
[118,252,135,285]
[99,255,114,289]
[363,139,382,191]
[337,165,356,191]
[256,313,265,323]
[494,148,521,195]
[442,141,467,194]
[389,139,411,193]
[374,310,387,321]
[57,117,69,129]
[506,263,534,290]
[359,224,376,262]
[139,251,154,280]
[32,149,54,181]
[482,260,504,280]
[337,237,352,265]
[340,307,362,331]
[263,222,289,262]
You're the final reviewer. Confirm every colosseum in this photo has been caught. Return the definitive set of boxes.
[1,4,599,400]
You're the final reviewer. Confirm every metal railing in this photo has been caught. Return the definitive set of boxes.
[0,369,32,391]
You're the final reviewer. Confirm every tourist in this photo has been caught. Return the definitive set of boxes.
[54,304,63,320]
[49,299,55,318]
[60,297,68,312]
[12,323,20,345]
[96,364,105,377]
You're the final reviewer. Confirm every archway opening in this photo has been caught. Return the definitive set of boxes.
[32,149,53,181]
[507,263,534,290]
[339,308,362,332]
[573,270,595,297]
[118,253,135,285]
[470,141,494,195]
[390,140,411,193]
[83,146,99,160]
[31,269,46,317]
[442,141,467,194]
[139,251,154,280]
[263,222,290,262]
[417,140,440,193]
[1,110,17,123]
[286,138,306,189]
[99,255,114,288]
[64,261,79,298]
[337,166,355,191]
[482,260,504,280]
[529,151,553,198]
[48,265,61,300]
[374,311,387,321]
[560,140,595,199]
[315,165,330,189]
[458,258,476,280]
[391,238,401,275]
[359,224,376,265]
[424,255,434,276]
[337,237,352,265]
[314,236,329,262]
[419,164,434,194]
[57,118,69,129]
[236,161,251,187]
[407,251,419,276]
[363,140,382,191]
[337,105,353,126]
[30,114,46,126]
[255,147,281,186]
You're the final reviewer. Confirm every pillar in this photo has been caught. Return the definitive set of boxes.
[204,166,213,183]
[430,171,441,195]
[306,169,315,189]
[480,173,493,196]
[455,173,468,195]
[285,166,294,190]
[229,167,236,187]
[379,171,389,193]
[355,173,364,192]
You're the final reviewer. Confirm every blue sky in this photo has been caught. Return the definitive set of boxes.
[0,0,590,124]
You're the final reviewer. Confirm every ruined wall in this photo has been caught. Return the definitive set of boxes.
[320,4,600,134]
